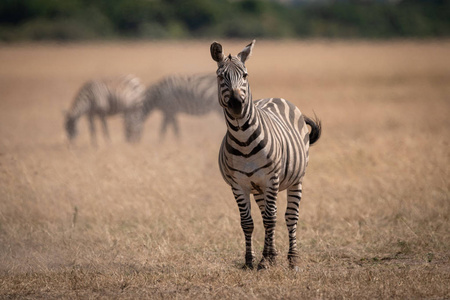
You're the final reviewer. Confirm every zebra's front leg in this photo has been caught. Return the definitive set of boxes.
[286,183,302,270]
[257,181,280,270]
[160,113,174,141]
[100,115,111,143]
[232,187,255,269]
[171,116,180,139]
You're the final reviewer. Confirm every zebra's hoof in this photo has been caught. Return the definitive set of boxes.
[291,265,301,273]
[257,261,269,271]
[257,256,276,271]
[288,254,299,270]
[242,262,254,270]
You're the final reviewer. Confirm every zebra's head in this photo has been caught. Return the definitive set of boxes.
[210,40,255,119]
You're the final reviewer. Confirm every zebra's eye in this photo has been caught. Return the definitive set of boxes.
[217,74,224,80]
[243,73,248,79]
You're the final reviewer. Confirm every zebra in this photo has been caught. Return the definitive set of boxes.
[64,74,146,146]
[210,40,322,270]
[142,73,222,139]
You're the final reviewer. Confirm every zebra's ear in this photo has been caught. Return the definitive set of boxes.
[237,40,255,64]
[211,42,224,63]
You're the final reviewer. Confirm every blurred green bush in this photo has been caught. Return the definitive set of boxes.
[0,0,448,41]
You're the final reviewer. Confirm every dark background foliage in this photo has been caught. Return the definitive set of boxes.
[0,0,449,41]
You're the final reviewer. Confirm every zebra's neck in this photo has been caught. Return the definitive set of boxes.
[68,96,91,120]
[224,87,259,141]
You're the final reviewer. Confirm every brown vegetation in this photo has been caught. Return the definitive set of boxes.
[0,40,449,299]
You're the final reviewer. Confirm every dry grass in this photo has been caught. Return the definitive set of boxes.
[0,40,449,299]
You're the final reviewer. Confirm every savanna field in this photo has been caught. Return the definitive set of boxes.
[0,40,449,299]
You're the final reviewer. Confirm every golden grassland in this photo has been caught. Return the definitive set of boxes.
[0,40,449,299]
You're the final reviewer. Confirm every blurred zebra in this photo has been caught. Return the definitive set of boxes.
[65,75,145,146]
[142,73,222,139]
[210,41,322,270]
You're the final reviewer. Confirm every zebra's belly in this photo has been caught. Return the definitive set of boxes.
[93,100,124,115]
[278,156,307,191]
[235,172,272,194]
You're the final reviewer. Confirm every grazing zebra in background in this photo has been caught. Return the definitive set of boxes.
[142,73,221,139]
[65,75,146,146]
[210,40,322,270]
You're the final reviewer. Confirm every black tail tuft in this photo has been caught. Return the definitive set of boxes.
[305,114,322,145]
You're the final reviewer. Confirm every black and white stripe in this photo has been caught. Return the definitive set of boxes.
[211,40,322,270]
[142,73,221,139]
[65,75,146,145]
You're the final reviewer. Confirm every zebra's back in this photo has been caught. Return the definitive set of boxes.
[102,75,145,115]
[145,73,219,115]
[71,75,144,116]
[256,97,310,190]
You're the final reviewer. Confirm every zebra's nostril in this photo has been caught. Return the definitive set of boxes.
[228,97,243,115]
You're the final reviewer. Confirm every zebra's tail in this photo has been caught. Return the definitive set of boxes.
[305,114,322,145]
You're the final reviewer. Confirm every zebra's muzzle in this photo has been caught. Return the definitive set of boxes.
[227,96,243,117]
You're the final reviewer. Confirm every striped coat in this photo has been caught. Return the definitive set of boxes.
[65,75,145,145]
[211,41,321,270]
[142,73,221,139]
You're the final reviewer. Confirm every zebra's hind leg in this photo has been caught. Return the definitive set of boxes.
[160,114,180,140]
[87,114,97,147]
[286,183,302,270]
[257,180,280,270]
[171,116,180,139]
[233,187,255,269]
[160,114,172,141]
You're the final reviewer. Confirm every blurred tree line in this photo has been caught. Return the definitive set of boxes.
[0,0,449,41]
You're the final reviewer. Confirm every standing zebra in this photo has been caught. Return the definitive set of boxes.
[210,41,321,270]
[142,73,222,139]
[65,75,145,146]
